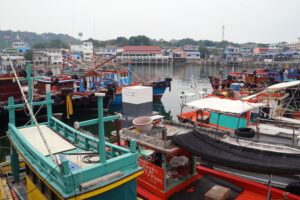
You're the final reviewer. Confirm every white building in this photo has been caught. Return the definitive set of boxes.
[185,51,201,60]
[95,45,117,58]
[32,50,49,66]
[281,38,300,51]
[71,42,93,61]
[12,41,28,48]
[0,54,26,70]
[45,48,63,65]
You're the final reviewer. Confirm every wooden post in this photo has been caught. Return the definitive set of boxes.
[26,62,34,125]
[8,97,15,125]
[46,92,53,125]
[97,93,107,164]
[10,145,20,182]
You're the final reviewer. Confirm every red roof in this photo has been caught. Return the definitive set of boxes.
[123,46,161,51]
[123,50,162,54]
[123,46,162,54]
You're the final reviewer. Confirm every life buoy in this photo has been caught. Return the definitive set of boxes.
[235,128,255,138]
[51,76,59,85]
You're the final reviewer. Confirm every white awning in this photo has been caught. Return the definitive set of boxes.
[186,97,266,114]
[242,80,300,100]
[266,80,300,92]
[241,92,263,100]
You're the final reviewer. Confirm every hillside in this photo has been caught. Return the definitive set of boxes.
[0,30,80,50]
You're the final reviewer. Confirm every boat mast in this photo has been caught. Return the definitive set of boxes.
[8,58,56,164]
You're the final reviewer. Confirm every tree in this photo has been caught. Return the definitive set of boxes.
[199,45,210,59]
[32,42,46,49]
[45,39,68,48]
[31,39,67,49]
[24,49,33,61]
[128,35,151,46]
[115,37,128,46]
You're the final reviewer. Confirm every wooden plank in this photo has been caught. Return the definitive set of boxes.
[19,125,76,156]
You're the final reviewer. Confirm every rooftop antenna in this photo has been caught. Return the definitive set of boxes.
[222,25,225,41]
[79,32,83,42]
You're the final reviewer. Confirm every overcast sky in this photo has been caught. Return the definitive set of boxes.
[1,0,299,43]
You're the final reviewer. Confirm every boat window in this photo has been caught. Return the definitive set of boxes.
[240,112,247,118]
[250,109,260,124]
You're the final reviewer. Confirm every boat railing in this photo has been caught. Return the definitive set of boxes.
[49,116,132,155]
[7,122,69,192]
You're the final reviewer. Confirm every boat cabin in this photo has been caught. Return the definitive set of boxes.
[36,76,74,94]
[178,97,266,132]
[119,124,198,200]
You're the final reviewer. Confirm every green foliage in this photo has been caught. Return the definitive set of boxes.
[128,35,151,46]
[24,49,33,61]
[199,45,209,58]
[32,39,68,49]
[84,35,243,49]
[0,30,79,50]
[257,43,269,47]
[115,37,128,46]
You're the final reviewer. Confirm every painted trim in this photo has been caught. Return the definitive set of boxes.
[68,170,143,200]
[8,135,142,200]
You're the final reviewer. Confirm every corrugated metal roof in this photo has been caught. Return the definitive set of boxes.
[123,50,161,54]
[186,51,200,54]
[123,46,161,50]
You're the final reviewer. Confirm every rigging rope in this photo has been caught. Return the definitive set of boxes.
[8,57,56,164]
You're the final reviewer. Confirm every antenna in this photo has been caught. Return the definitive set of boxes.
[79,32,83,41]
[222,25,225,41]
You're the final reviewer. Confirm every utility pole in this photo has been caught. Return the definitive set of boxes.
[222,25,225,41]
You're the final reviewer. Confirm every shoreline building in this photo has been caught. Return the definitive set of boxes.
[253,47,269,54]
[95,45,118,58]
[117,46,169,64]
[71,42,93,61]
[282,37,300,51]
[183,45,201,60]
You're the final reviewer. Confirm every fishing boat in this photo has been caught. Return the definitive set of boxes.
[3,62,142,200]
[61,50,172,106]
[106,116,300,200]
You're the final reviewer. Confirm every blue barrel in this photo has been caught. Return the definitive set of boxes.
[231,83,240,92]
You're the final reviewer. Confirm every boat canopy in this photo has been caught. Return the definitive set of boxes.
[242,80,300,100]
[186,97,266,114]
[266,80,300,92]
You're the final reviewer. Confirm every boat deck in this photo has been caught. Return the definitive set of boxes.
[19,125,76,156]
